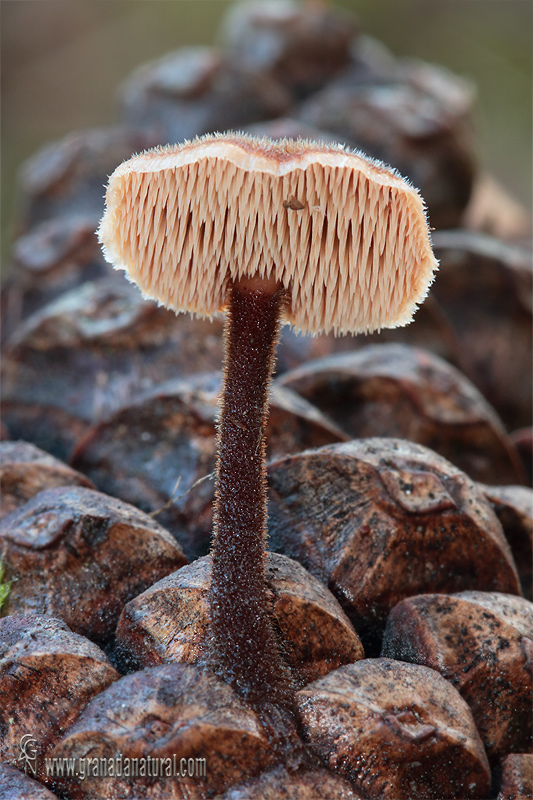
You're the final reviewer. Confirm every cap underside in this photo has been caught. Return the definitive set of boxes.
[98,135,438,335]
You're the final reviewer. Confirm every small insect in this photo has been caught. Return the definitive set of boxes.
[282,195,305,211]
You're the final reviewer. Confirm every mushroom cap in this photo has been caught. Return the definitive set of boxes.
[98,133,437,335]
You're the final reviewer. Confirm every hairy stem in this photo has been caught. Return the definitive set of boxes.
[209,283,294,714]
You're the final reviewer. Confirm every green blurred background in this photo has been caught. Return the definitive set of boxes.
[2,0,532,272]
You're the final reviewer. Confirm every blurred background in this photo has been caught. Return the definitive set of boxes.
[2,0,532,272]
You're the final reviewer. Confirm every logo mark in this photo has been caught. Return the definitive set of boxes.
[19,734,38,776]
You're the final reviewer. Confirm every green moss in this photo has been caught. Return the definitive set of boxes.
[0,560,11,614]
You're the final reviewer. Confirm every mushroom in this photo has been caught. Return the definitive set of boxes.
[98,132,437,737]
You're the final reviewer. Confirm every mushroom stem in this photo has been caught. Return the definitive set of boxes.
[210,281,295,715]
